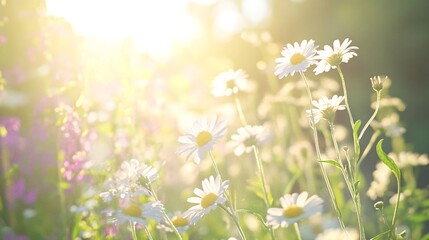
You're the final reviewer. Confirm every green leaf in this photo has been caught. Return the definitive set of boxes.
[376,139,401,181]
[370,230,390,240]
[353,180,360,195]
[320,160,342,170]
[353,120,361,160]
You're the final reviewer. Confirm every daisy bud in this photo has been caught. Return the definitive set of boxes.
[374,201,384,210]
[370,76,386,92]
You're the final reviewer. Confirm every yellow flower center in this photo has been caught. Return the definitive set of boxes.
[196,131,213,147]
[326,53,342,66]
[290,53,305,65]
[283,205,304,218]
[171,216,189,227]
[122,204,142,218]
[201,192,218,209]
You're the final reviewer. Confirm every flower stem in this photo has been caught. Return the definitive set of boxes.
[329,123,365,240]
[234,94,248,126]
[359,90,381,140]
[299,72,347,231]
[220,205,247,240]
[336,66,354,127]
[358,131,380,166]
[391,179,401,237]
[252,146,270,207]
[144,225,153,240]
[130,221,138,240]
[208,151,221,177]
[293,223,303,240]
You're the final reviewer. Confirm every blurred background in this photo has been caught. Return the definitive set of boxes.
[0,0,428,238]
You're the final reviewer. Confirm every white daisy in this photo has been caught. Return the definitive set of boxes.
[229,125,270,156]
[314,38,358,75]
[306,95,346,124]
[274,39,317,79]
[185,175,229,225]
[116,159,158,184]
[211,69,252,97]
[371,113,406,137]
[266,192,323,228]
[177,115,227,165]
[108,200,164,227]
[158,211,191,233]
[389,151,429,168]
[315,228,359,240]
[367,162,394,200]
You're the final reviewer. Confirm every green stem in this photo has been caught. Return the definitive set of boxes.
[359,90,381,140]
[358,131,381,166]
[130,221,138,240]
[220,205,247,240]
[234,95,248,126]
[147,183,183,240]
[299,72,347,232]
[144,225,153,240]
[252,146,270,207]
[391,179,401,237]
[293,223,302,240]
[328,123,365,240]
[337,66,354,127]
[208,151,221,177]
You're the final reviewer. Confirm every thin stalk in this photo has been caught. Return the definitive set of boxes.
[359,90,381,140]
[252,146,270,207]
[329,123,365,240]
[234,95,248,126]
[130,221,138,240]
[293,223,303,240]
[358,131,381,166]
[336,66,354,127]
[220,205,247,240]
[208,151,221,177]
[251,146,276,240]
[299,72,347,231]
[391,180,401,237]
[147,183,183,240]
[144,225,154,240]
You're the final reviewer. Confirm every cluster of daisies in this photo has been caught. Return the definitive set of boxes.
[97,38,366,238]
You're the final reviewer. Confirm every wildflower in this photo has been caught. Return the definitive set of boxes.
[185,175,229,225]
[229,125,270,156]
[177,115,227,165]
[274,39,317,79]
[306,95,346,124]
[116,158,158,184]
[211,69,251,97]
[388,151,429,168]
[315,228,359,240]
[314,38,358,75]
[266,192,323,228]
[371,97,406,112]
[370,75,386,92]
[367,162,392,200]
[109,201,164,227]
[158,211,191,233]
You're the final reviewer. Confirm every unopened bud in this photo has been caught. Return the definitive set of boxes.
[374,201,384,210]
[370,76,386,92]
[398,230,407,238]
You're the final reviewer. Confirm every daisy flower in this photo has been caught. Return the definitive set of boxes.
[274,39,317,79]
[306,95,346,124]
[158,211,191,233]
[211,69,252,97]
[116,158,158,184]
[108,200,164,227]
[177,115,227,165]
[185,175,229,225]
[314,38,358,75]
[266,192,323,228]
[229,125,270,156]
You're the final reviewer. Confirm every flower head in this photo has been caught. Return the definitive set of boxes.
[108,200,164,227]
[267,192,323,228]
[314,38,358,75]
[211,69,252,97]
[177,115,227,164]
[158,211,191,233]
[274,40,317,79]
[306,95,346,124]
[185,175,229,225]
[229,125,270,156]
[370,76,386,92]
